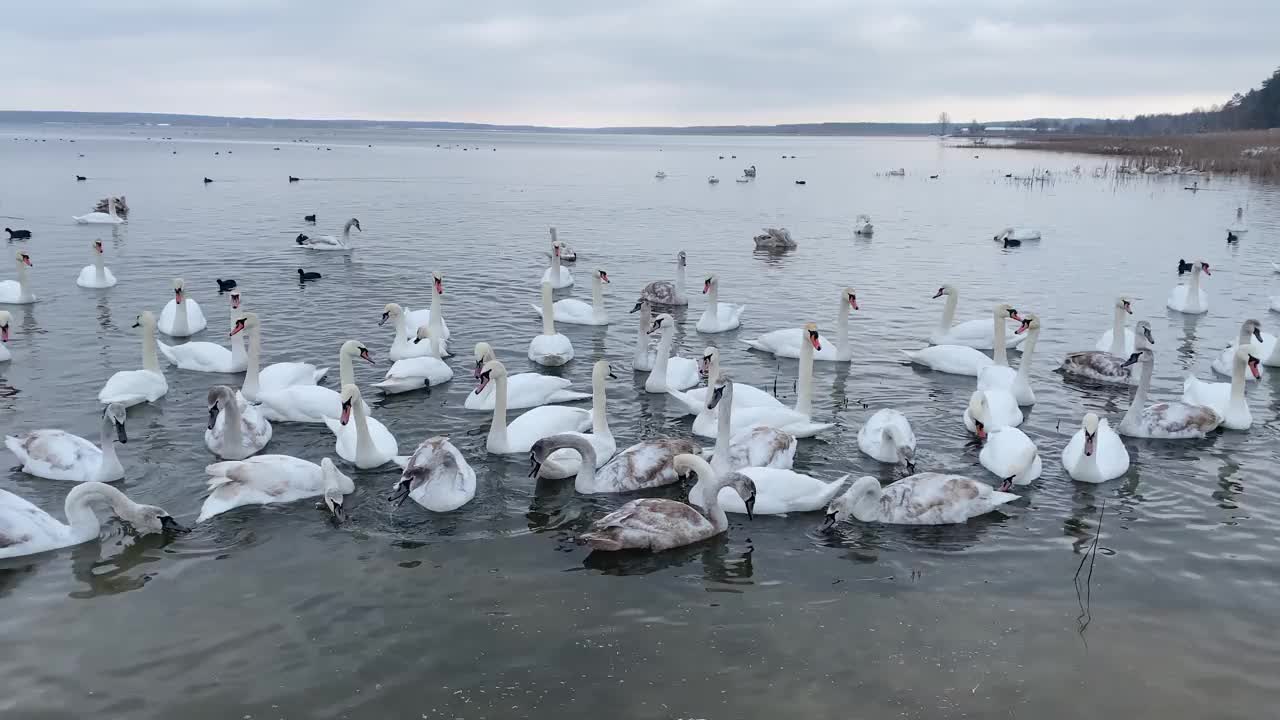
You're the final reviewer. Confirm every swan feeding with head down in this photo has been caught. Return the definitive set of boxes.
[0,482,186,560]
[199,456,354,522]
[823,473,1019,527]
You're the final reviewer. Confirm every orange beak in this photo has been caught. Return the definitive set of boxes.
[339,401,352,425]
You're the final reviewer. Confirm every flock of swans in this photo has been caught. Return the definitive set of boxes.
[2,220,1279,559]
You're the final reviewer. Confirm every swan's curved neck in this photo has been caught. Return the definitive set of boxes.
[937,292,959,333]
[141,321,160,372]
[1014,327,1040,382]
[652,325,675,387]
[488,373,509,450]
[675,261,686,296]
[685,456,728,531]
[97,416,121,480]
[541,286,556,336]
[1109,306,1126,356]
[222,396,244,450]
[352,395,375,462]
[243,323,262,399]
[706,282,719,315]
[796,330,814,416]
[591,275,605,321]
[713,382,734,462]
[634,304,651,366]
[1229,354,1248,413]
[1123,359,1152,429]
[992,311,1009,366]
[63,483,133,543]
[836,296,851,361]
[556,435,598,494]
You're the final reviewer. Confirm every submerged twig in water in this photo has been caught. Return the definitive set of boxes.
[1074,499,1106,639]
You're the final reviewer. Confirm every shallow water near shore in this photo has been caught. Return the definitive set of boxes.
[2,125,1279,719]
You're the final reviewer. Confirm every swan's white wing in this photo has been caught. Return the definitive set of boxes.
[504,406,591,452]
[158,341,238,373]
[0,488,70,557]
[256,385,341,423]
[99,369,167,406]
[5,431,101,482]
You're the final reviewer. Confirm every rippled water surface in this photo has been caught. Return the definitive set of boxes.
[2,125,1279,719]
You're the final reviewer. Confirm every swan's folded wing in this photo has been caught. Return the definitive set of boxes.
[0,488,67,549]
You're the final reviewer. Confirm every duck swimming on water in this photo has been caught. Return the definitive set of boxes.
[298,269,322,281]
[5,229,31,240]
[304,214,316,223]
[216,278,237,292]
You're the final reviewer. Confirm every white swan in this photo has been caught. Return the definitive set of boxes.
[1118,347,1222,438]
[1061,320,1152,385]
[157,278,207,337]
[72,195,125,225]
[199,456,353,522]
[0,482,185,559]
[752,227,797,251]
[1167,259,1210,314]
[979,427,1042,486]
[906,303,1020,376]
[745,287,857,361]
[977,313,1041,405]
[993,227,1041,242]
[464,342,589,410]
[630,298,658,371]
[824,473,1018,526]
[1232,319,1280,367]
[696,274,745,333]
[540,229,574,288]
[532,268,610,325]
[690,461,845,516]
[251,339,371,423]
[854,214,873,237]
[530,433,701,495]
[0,311,10,362]
[1213,319,1265,380]
[1062,413,1130,483]
[644,313,700,392]
[963,389,1023,438]
[680,325,833,439]
[534,360,617,479]
[296,218,360,250]
[98,311,168,407]
[0,251,37,304]
[158,291,246,373]
[1181,345,1260,430]
[389,437,476,512]
[528,281,574,366]
[323,384,399,469]
[205,385,272,460]
[75,240,118,288]
[373,326,453,394]
[928,285,1023,348]
[682,346,783,410]
[382,292,451,362]
[1094,296,1135,355]
[638,251,688,306]
[5,404,128,483]
[857,408,916,468]
[233,312,330,403]
[478,360,591,454]
[578,454,756,552]
[706,375,796,476]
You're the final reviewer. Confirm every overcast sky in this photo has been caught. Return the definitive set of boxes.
[2,1,1275,126]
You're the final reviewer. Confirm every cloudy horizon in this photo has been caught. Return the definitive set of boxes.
[2,1,1275,126]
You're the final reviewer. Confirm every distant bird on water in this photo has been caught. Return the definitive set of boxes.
[5,228,32,240]
[288,176,299,183]
[216,278,237,292]
[76,175,86,181]
[203,177,213,184]
[304,214,316,223]
[297,268,322,281]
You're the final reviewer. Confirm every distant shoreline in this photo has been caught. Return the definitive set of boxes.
[1006,129,1280,179]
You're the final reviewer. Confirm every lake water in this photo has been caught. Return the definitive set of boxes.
[1,124,1279,719]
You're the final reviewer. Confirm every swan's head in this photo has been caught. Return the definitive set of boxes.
[1242,319,1264,344]
[1197,259,1211,276]
[229,312,257,336]
[432,271,444,295]
[803,322,821,351]
[528,433,587,478]
[1236,345,1262,380]
[172,278,186,304]
[595,269,609,284]
[648,313,675,336]
[706,373,733,410]
[342,340,374,364]
[722,473,757,520]
[1121,346,1153,369]
[104,403,128,444]
[348,218,362,232]
[967,391,990,439]
[0,310,9,342]
[93,239,104,255]
[995,303,1021,321]
[474,359,507,394]
[379,303,403,326]
[629,298,650,315]
[338,384,362,425]
[1117,296,1134,314]
[699,347,718,378]
[323,486,346,522]
[677,250,687,266]
[998,444,1038,491]
[319,458,352,520]
[1136,321,1155,347]
[118,499,188,536]
[824,478,879,528]
[473,342,495,377]
[1014,313,1040,336]
[206,385,235,430]
[229,290,241,310]
[844,287,859,310]
[593,359,616,383]
[132,310,158,331]
[16,251,32,267]
[932,284,955,300]
[1081,413,1101,457]
[702,275,717,294]
[552,241,561,258]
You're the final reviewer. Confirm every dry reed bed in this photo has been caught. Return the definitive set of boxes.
[1011,129,1280,179]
